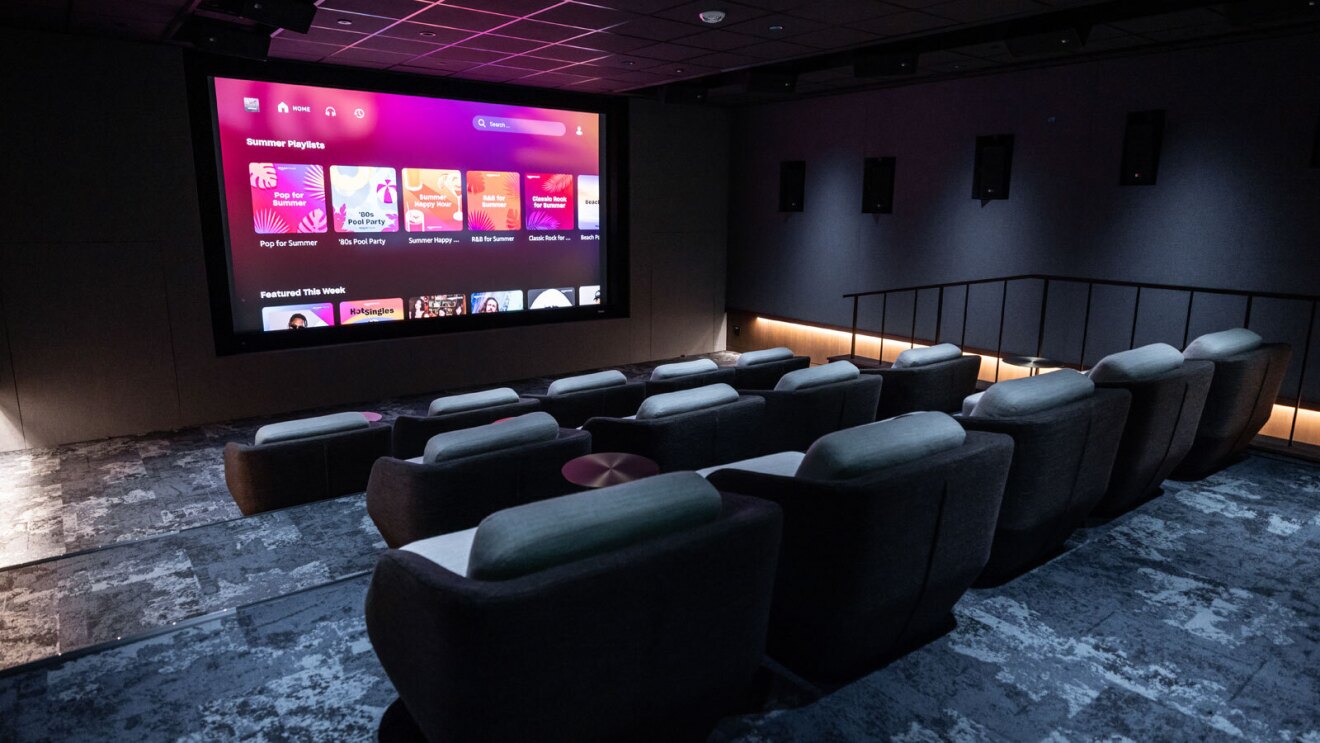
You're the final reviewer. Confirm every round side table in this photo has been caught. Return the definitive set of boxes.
[562,452,660,489]
[1001,355,1067,377]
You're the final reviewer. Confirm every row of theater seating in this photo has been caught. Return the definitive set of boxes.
[220,328,1289,741]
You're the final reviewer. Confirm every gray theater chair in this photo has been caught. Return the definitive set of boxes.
[957,371,1131,585]
[1087,343,1214,518]
[526,370,646,428]
[390,387,541,459]
[582,384,765,471]
[224,411,391,516]
[741,360,882,454]
[705,413,1013,682]
[645,358,736,396]
[1172,329,1292,480]
[864,343,982,419]
[366,473,783,743]
[732,347,811,391]
[367,412,590,548]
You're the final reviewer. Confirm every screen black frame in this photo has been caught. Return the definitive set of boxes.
[183,51,629,356]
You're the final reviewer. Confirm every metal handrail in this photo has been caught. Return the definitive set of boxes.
[841,274,1320,448]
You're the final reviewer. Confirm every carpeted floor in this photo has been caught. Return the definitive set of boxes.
[1,451,1316,741]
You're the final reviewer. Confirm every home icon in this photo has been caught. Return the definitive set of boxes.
[277,101,290,113]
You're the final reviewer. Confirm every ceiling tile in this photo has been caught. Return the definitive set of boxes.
[854,10,956,36]
[791,25,882,49]
[375,22,473,45]
[572,31,655,52]
[612,14,704,41]
[498,19,592,42]
[428,46,511,63]
[673,29,763,50]
[1110,8,1227,34]
[409,4,517,33]
[496,54,571,71]
[528,3,630,30]
[924,0,1042,23]
[457,64,535,82]
[397,56,483,72]
[738,39,816,59]
[318,0,432,20]
[630,41,713,60]
[587,54,666,71]
[518,70,602,87]
[309,10,397,34]
[268,38,342,61]
[449,0,562,14]
[353,35,447,56]
[787,0,906,24]
[288,26,367,46]
[456,34,548,54]
[686,50,762,69]
[324,47,418,67]
[719,13,829,39]
[529,44,611,62]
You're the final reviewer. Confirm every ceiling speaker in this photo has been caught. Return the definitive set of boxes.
[1006,27,1087,57]
[746,70,797,94]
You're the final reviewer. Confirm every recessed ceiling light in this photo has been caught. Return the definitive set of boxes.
[622,60,635,65]
[698,9,727,24]
[768,24,784,32]
[336,18,353,25]
[418,30,436,37]
[675,67,685,73]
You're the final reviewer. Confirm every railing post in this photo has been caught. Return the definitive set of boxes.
[1035,278,1050,358]
[1129,286,1142,349]
[1245,295,1254,328]
[881,293,889,363]
[849,296,859,360]
[909,291,918,348]
[1182,291,1195,348]
[1080,283,1094,367]
[995,280,1008,382]
[961,284,970,348]
[1289,299,1316,447]
[935,286,945,344]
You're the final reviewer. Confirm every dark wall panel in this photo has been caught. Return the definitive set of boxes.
[964,282,1006,352]
[1039,280,1091,366]
[1132,288,1192,349]
[1082,285,1140,366]
[727,33,1320,354]
[1001,278,1045,358]
[1186,293,1250,348]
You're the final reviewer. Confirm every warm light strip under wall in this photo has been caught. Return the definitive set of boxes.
[749,315,1320,448]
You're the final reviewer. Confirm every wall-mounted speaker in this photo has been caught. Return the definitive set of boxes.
[747,70,797,94]
[1120,110,1165,186]
[186,19,271,61]
[862,157,896,214]
[972,135,1013,200]
[779,160,806,212]
[239,0,316,33]
[854,51,918,77]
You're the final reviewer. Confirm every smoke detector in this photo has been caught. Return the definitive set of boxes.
[698,9,727,24]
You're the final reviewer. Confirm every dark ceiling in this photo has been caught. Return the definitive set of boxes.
[3,0,1317,101]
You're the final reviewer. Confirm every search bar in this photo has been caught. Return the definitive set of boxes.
[472,116,566,136]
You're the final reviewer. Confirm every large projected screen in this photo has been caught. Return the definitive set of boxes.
[193,62,622,354]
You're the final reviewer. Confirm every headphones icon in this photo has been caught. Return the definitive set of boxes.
[324,106,337,117]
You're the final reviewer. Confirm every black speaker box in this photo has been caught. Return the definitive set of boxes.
[779,161,806,212]
[747,70,797,94]
[854,51,918,77]
[862,157,896,214]
[972,135,1013,200]
[187,19,271,61]
[1120,110,1165,186]
[241,0,315,33]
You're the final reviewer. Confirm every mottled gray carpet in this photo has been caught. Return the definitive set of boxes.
[1,453,1316,741]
